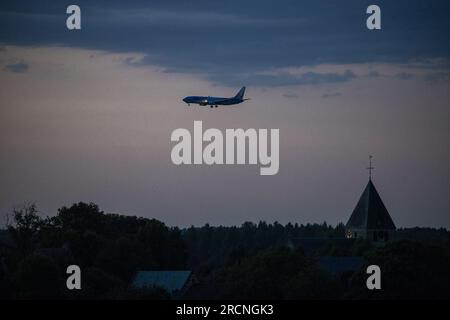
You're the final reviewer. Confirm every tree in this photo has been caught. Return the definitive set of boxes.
[347,240,450,299]
[13,255,63,299]
[56,202,104,232]
[216,247,341,299]
[7,204,47,255]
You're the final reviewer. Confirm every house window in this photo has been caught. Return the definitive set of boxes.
[346,230,353,239]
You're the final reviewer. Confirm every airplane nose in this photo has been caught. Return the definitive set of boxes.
[182,97,187,103]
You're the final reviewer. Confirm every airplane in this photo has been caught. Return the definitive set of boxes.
[182,86,249,108]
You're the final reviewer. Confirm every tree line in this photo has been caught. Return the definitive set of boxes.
[1,202,450,299]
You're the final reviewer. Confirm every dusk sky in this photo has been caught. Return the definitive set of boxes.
[1,1,449,228]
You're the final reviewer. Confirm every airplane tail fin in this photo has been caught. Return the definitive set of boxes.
[234,86,246,100]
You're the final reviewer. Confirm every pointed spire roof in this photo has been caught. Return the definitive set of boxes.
[346,180,396,230]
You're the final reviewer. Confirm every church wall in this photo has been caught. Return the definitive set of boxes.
[346,228,395,244]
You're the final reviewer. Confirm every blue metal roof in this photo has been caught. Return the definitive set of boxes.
[132,270,191,293]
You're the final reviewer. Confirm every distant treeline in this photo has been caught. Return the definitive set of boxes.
[1,202,450,299]
[0,203,185,299]
[183,221,345,271]
[183,221,450,272]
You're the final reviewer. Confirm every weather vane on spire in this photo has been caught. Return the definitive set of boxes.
[367,155,374,180]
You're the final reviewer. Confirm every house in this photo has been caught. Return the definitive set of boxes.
[132,270,194,297]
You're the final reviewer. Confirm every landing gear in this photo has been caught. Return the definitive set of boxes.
[215,105,218,108]
[210,105,213,108]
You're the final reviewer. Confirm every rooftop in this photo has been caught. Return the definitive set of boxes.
[132,270,192,294]
[346,179,396,230]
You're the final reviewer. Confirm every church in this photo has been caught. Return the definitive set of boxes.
[345,156,396,243]
[286,156,396,276]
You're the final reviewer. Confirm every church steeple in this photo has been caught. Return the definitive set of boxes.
[345,157,396,243]
[367,155,374,180]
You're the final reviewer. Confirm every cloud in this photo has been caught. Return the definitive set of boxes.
[321,92,342,99]
[0,1,449,87]
[366,71,381,78]
[395,72,414,80]
[3,61,29,73]
[283,92,299,99]
[123,55,146,67]
[94,8,302,29]
[298,70,356,85]
[423,71,450,84]
[406,58,450,71]
[233,70,356,87]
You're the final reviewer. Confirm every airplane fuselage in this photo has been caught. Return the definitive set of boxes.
[182,87,248,108]
[182,96,244,107]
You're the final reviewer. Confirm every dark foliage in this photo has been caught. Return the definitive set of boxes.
[347,240,450,299]
[1,202,185,299]
[214,247,342,299]
[13,255,63,299]
[1,203,450,300]
[182,221,346,273]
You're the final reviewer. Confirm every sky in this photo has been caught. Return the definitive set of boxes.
[0,1,449,228]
